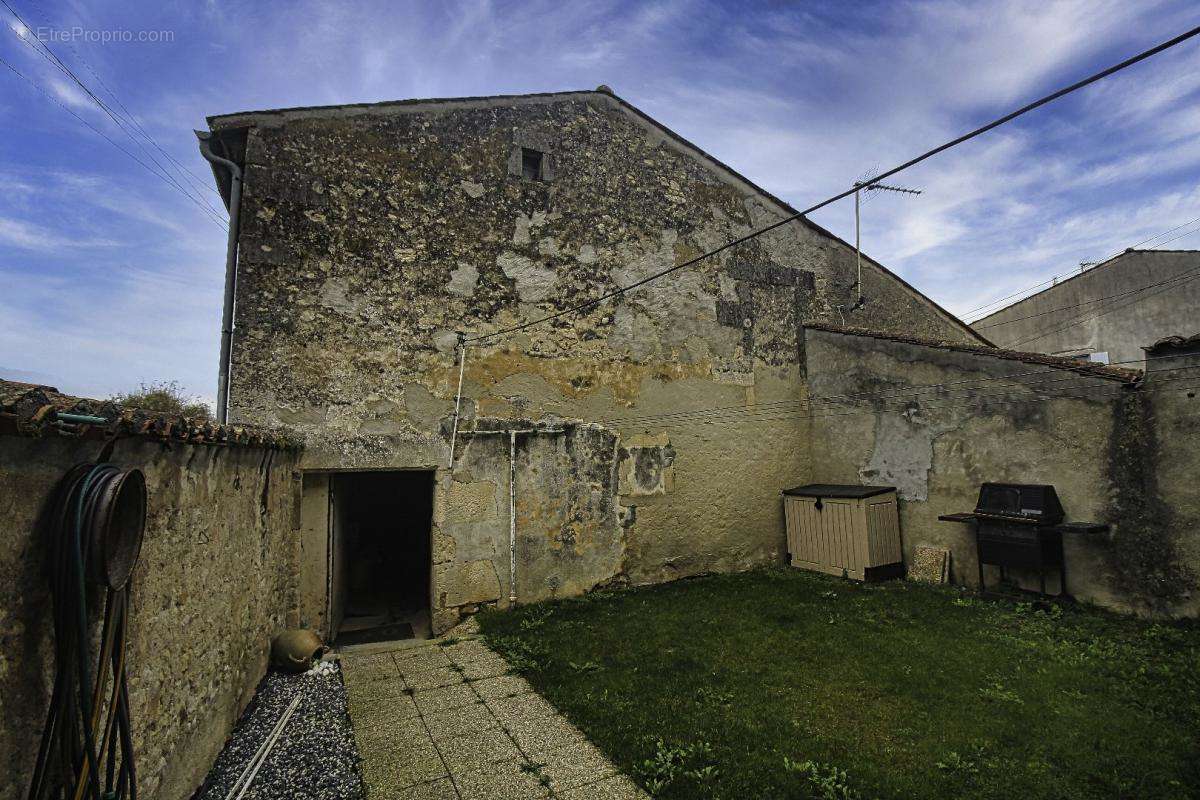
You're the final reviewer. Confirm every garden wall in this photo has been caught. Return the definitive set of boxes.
[803,326,1199,617]
[0,383,301,800]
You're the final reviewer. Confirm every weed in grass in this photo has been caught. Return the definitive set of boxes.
[935,751,979,780]
[979,677,1024,705]
[519,606,554,631]
[569,659,601,673]
[486,634,548,673]
[783,758,860,800]
[637,739,718,797]
[693,686,733,706]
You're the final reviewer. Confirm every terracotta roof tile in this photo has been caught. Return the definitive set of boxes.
[0,379,301,449]
[1144,333,1200,353]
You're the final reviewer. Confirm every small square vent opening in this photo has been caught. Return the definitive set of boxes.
[521,148,544,180]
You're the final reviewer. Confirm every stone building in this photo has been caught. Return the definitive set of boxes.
[200,87,982,640]
[971,249,1200,368]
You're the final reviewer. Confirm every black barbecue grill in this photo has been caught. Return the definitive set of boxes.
[939,483,1108,597]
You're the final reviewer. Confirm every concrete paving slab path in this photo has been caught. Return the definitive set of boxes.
[341,623,649,800]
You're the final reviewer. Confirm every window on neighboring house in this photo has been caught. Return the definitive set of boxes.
[521,147,544,181]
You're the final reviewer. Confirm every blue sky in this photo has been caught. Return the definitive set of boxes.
[1,0,1198,404]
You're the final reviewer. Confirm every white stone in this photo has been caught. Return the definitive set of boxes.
[448,262,479,296]
[498,251,557,303]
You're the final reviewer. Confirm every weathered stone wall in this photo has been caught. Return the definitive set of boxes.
[210,90,978,630]
[1130,342,1200,609]
[804,327,1198,616]
[0,434,300,800]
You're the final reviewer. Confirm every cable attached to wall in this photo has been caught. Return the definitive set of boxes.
[447,333,468,471]
[27,462,147,800]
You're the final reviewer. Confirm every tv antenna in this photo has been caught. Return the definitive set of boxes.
[848,178,922,313]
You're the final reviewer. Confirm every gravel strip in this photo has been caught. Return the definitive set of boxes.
[192,661,365,800]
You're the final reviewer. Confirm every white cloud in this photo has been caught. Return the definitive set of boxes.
[0,216,120,250]
[0,260,221,404]
[46,78,95,111]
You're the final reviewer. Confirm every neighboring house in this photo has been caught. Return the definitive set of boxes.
[199,87,982,640]
[971,249,1200,368]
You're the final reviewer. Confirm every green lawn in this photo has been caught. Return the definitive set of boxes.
[478,568,1200,800]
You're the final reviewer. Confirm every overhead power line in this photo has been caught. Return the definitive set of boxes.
[974,262,1200,330]
[0,53,224,231]
[65,37,222,202]
[1011,264,1200,347]
[462,22,1200,345]
[0,0,227,228]
[962,214,1200,322]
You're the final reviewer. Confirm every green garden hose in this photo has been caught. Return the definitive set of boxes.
[27,462,146,800]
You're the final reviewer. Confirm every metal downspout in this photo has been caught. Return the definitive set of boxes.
[509,430,518,604]
[196,130,243,424]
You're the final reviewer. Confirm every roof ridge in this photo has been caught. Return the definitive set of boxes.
[207,88,603,125]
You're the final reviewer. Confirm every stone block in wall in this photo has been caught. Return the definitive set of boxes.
[432,607,461,635]
[445,479,498,524]
[432,529,456,565]
[438,559,503,608]
[712,366,754,386]
[617,432,676,497]
[716,299,750,329]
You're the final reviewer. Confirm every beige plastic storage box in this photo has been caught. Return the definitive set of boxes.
[782,484,903,581]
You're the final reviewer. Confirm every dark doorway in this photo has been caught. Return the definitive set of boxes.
[329,470,433,645]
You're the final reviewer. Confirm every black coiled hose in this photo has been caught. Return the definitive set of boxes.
[28,462,147,800]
